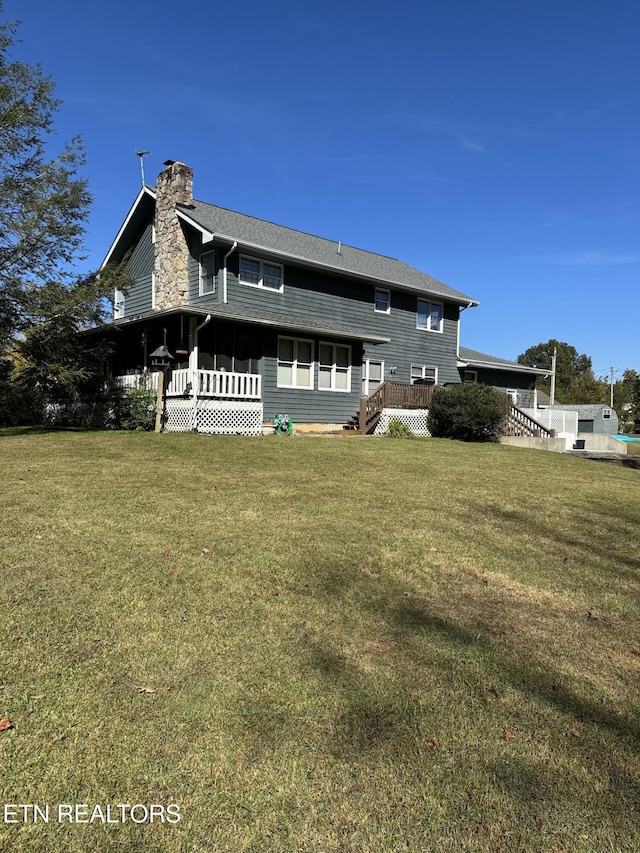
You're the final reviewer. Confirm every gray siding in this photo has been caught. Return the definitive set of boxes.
[122,223,154,317]
[261,330,364,424]
[187,237,221,306]
[225,253,462,387]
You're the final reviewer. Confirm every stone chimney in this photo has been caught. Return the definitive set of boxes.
[153,160,193,309]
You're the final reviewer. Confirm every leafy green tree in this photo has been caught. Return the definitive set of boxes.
[517,339,608,403]
[427,383,511,442]
[614,370,640,433]
[17,263,130,404]
[0,7,91,351]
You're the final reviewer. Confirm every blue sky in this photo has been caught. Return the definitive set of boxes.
[6,0,639,376]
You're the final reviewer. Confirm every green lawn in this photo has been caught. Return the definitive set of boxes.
[0,430,638,852]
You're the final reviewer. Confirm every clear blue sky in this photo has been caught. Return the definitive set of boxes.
[6,0,639,376]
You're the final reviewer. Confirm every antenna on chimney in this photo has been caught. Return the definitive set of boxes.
[135,150,150,186]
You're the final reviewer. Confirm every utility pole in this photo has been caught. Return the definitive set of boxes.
[550,347,557,405]
[610,367,615,407]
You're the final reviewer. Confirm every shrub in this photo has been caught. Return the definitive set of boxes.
[427,383,511,442]
[116,386,156,431]
[386,418,414,439]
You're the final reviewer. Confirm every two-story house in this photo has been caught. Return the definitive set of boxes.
[98,160,545,434]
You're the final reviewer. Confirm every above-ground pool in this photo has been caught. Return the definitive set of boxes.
[614,434,640,442]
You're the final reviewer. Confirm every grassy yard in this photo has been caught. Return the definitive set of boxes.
[0,430,638,853]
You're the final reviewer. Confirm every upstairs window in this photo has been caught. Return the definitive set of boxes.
[318,343,351,392]
[239,255,283,291]
[417,299,443,332]
[200,251,215,295]
[411,365,437,385]
[374,288,390,313]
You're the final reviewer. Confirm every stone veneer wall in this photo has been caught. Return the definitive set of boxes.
[153,161,193,309]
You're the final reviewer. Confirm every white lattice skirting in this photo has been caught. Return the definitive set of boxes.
[163,399,264,436]
[374,407,431,437]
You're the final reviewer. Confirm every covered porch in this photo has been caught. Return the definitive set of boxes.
[116,367,262,400]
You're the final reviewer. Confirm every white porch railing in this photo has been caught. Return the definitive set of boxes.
[114,369,262,400]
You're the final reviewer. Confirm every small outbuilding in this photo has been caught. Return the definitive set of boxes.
[548,404,619,435]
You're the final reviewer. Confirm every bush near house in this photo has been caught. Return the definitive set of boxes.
[427,383,511,442]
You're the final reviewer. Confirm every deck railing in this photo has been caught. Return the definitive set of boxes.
[358,381,435,434]
[114,369,262,400]
[504,405,554,438]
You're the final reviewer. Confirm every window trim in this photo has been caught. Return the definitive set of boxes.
[277,336,314,390]
[239,254,284,292]
[199,250,216,296]
[416,298,444,333]
[410,364,438,385]
[374,287,391,314]
[462,369,478,383]
[318,341,352,393]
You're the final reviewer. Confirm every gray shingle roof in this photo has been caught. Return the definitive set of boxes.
[179,199,478,305]
[459,347,549,375]
[104,304,390,344]
[550,404,616,417]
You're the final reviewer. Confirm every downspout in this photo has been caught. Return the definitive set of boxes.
[457,300,475,359]
[191,313,212,431]
[222,241,237,304]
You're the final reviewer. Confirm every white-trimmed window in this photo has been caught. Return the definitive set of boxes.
[318,342,351,392]
[362,359,384,396]
[374,288,390,313]
[239,255,283,291]
[411,364,437,385]
[200,251,215,295]
[277,337,313,389]
[417,299,443,332]
[462,370,478,383]
[114,290,125,319]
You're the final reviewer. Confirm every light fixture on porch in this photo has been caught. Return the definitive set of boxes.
[175,315,189,358]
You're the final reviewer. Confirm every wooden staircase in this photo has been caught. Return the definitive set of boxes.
[345,382,435,435]
[504,405,555,438]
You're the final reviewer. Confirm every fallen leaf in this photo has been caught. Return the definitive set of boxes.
[170,570,179,578]
[347,783,364,794]
[30,695,45,700]
[535,816,543,829]
[567,727,581,737]
[427,737,439,750]
[0,717,13,731]
[133,685,155,694]
[162,551,170,558]
[575,714,583,723]
[501,730,515,740]
[202,547,211,555]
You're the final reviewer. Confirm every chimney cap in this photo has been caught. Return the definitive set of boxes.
[163,159,176,167]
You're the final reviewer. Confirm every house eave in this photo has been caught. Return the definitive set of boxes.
[457,357,550,377]
[101,186,157,269]
[83,305,391,345]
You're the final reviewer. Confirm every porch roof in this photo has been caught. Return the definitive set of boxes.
[91,304,391,345]
[458,346,550,377]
